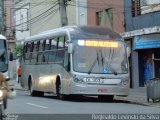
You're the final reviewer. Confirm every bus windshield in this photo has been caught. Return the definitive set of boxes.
[0,39,8,72]
[73,39,128,74]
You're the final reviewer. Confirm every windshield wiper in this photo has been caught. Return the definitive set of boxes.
[100,49,118,75]
[107,63,118,75]
[88,49,99,74]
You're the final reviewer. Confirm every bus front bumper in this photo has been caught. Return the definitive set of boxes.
[69,83,129,96]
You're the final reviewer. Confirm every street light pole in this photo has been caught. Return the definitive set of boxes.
[58,0,68,27]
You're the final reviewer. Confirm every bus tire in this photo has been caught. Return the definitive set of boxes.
[37,91,44,97]
[56,80,66,100]
[28,80,37,96]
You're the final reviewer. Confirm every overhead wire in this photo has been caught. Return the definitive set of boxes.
[6,0,146,30]
[12,1,58,24]
[12,2,59,29]
[33,8,59,33]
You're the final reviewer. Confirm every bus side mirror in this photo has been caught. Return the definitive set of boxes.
[68,43,73,54]
[127,47,131,58]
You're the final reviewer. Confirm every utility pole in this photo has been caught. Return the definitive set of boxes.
[58,0,68,26]
[0,0,4,34]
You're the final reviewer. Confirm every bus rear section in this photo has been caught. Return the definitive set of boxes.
[0,35,10,78]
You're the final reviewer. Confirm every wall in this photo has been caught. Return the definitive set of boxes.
[125,0,160,32]
[15,0,77,36]
[15,4,30,41]
[76,0,87,25]
[87,0,124,33]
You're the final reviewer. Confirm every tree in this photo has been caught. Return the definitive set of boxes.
[14,44,23,56]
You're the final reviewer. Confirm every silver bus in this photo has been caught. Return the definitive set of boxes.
[0,34,10,79]
[20,26,130,100]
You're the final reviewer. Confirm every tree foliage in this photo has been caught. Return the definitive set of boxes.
[14,44,23,56]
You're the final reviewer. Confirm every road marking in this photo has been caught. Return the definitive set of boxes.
[27,103,48,109]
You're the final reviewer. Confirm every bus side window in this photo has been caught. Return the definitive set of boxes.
[64,51,70,71]
[37,41,40,51]
[55,36,65,63]
[64,35,68,48]
[42,39,50,63]
[45,40,50,50]
[51,39,57,49]
[43,40,46,51]
[37,40,44,63]
[56,37,59,49]
[39,40,43,51]
[31,42,34,52]
[49,39,52,50]
[31,41,37,64]
[48,39,57,62]
[59,36,65,48]
[25,42,31,64]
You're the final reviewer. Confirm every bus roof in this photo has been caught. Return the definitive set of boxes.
[0,34,6,40]
[69,26,122,40]
[24,25,122,43]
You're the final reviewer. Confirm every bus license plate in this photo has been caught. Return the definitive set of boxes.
[98,88,108,93]
[86,78,104,84]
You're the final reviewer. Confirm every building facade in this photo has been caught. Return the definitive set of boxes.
[15,0,87,41]
[87,0,124,33]
[123,0,160,88]
[4,0,16,51]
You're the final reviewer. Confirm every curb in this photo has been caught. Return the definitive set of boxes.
[114,96,151,106]
[115,96,160,107]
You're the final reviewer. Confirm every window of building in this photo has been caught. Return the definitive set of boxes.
[132,0,160,16]
[96,9,113,29]
[132,0,141,16]
[96,11,103,25]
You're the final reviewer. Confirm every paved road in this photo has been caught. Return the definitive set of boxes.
[7,88,160,114]
[5,81,160,120]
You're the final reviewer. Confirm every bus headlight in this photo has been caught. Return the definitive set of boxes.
[0,90,3,97]
[73,78,84,83]
[121,80,129,86]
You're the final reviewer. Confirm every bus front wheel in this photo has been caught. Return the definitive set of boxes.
[56,83,66,100]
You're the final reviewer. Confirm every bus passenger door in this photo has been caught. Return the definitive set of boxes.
[64,50,70,72]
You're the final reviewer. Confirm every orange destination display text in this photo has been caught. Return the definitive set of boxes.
[85,40,118,48]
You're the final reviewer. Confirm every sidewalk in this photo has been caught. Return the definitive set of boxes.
[115,87,160,107]
[10,79,160,106]
[9,79,27,91]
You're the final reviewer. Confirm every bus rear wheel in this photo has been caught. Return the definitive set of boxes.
[29,81,36,96]
[29,81,44,97]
